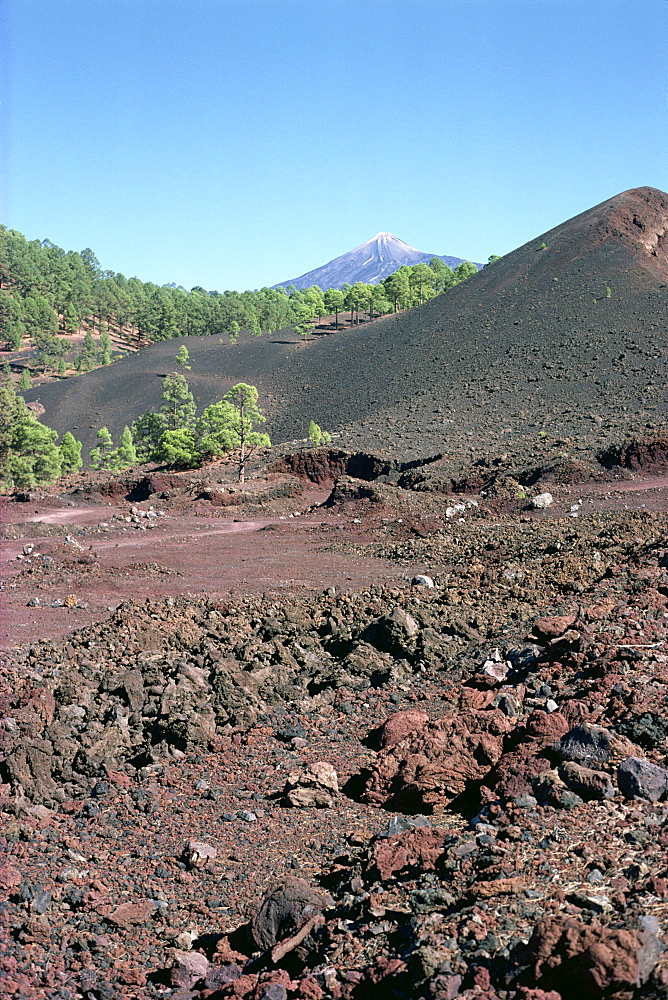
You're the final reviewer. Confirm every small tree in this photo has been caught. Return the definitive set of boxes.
[157,428,199,469]
[4,398,62,487]
[197,399,240,460]
[160,371,196,430]
[222,383,270,483]
[175,344,191,370]
[78,329,99,371]
[295,319,315,343]
[19,370,30,392]
[324,288,344,329]
[59,432,83,474]
[100,329,112,364]
[308,420,332,447]
[90,427,115,470]
[114,426,137,469]
[132,411,166,463]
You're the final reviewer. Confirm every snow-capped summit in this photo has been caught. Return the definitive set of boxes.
[273,233,478,290]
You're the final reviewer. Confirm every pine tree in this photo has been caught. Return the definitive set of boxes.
[19,370,30,392]
[59,431,83,474]
[90,427,115,470]
[197,400,239,460]
[221,383,270,483]
[160,372,196,430]
[78,329,98,371]
[131,412,166,463]
[114,426,137,469]
[3,397,62,487]
[175,344,191,370]
[157,428,199,468]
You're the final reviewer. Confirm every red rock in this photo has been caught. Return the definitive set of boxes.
[368,827,450,881]
[488,750,552,799]
[228,973,259,997]
[105,768,132,789]
[376,709,430,749]
[528,914,659,994]
[296,978,324,999]
[532,615,576,641]
[362,709,515,812]
[106,899,156,928]
[0,865,22,891]
[525,711,570,741]
[458,688,496,710]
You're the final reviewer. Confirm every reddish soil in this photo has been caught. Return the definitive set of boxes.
[3,471,667,650]
[1,485,428,649]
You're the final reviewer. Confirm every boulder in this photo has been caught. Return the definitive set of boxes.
[558,761,614,800]
[250,877,333,952]
[171,950,209,989]
[361,709,514,813]
[376,709,430,749]
[617,756,668,801]
[527,914,662,996]
[283,762,338,808]
[362,607,420,657]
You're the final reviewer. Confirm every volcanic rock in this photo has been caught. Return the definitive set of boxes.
[283,761,339,808]
[361,708,514,813]
[250,877,334,952]
[617,755,668,801]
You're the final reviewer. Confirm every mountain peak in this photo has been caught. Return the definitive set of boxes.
[273,233,478,290]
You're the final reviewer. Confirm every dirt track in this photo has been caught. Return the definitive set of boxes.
[3,471,667,650]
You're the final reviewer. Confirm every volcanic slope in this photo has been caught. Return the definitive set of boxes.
[28,186,668,471]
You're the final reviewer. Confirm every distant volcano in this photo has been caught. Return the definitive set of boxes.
[272,232,481,290]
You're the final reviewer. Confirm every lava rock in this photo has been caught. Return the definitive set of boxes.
[617,756,668,801]
[250,876,334,951]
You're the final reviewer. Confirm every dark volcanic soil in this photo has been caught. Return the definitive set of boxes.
[21,187,668,474]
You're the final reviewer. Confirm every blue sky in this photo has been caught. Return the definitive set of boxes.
[2,0,667,292]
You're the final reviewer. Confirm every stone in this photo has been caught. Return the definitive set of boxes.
[376,709,430,749]
[361,607,419,656]
[411,574,434,588]
[284,762,338,808]
[106,899,156,929]
[204,965,243,989]
[184,840,217,868]
[171,950,209,989]
[558,761,614,800]
[553,723,612,768]
[527,914,661,994]
[531,493,553,509]
[250,877,333,951]
[532,769,570,807]
[362,708,514,813]
[617,756,668,801]
[532,615,576,641]
[257,986,288,1000]
[368,827,450,881]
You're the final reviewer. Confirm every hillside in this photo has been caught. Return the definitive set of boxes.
[272,231,480,290]
[24,186,668,473]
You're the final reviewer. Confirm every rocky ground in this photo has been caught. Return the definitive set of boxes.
[1,447,668,999]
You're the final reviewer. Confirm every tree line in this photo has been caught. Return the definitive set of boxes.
[0,225,488,367]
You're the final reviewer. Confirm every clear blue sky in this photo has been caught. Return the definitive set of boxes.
[2,0,667,292]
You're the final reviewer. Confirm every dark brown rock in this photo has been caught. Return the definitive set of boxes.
[250,877,333,952]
